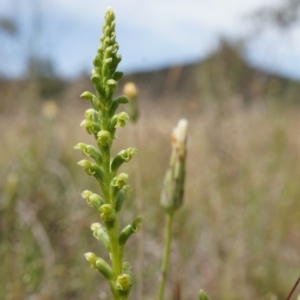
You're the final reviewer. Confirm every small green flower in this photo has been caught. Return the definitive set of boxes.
[111,148,138,173]
[95,257,113,280]
[114,187,131,213]
[97,130,112,146]
[74,143,102,164]
[91,223,110,250]
[112,112,129,128]
[119,216,144,246]
[77,160,105,183]
[81,190,104,209]
[84,109,96,120]
[84,252,98,270]
[80,119,100,134]
[80,91,95,101]
[111,173,128,189]
[100,204,116,224]
[116,273,131,291]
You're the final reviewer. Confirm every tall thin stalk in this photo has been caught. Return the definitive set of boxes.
[158,212,174,300]
[158,119,188,300]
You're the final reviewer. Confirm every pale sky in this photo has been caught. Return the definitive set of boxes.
[1,0,300,79]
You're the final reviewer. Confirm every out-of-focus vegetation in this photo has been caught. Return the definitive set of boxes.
[1,35,300,300]
[252,0,300,30]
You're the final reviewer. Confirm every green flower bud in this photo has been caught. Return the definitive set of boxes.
[108,98,120,118]
[112,71,123,81]
[85,253,114,280]
[112,43,118,53]
[112,112,129,128]
[95,257,113,280]
[118,224,133,246]
[107,95,129,118]
[93,56,101,67]
[104,57,112,68]
[80,91,94,101]
[106,79,117,100]
[84,252,98,271]
[100,204,116,225]
[110,54,122,72]
[111,173,128,189]
[106,77,116,85]
[81,190,104,209]
[111,174,129,207]
[89,193,105,207]
[132,215,144,226]
[103,38,110,51]
[110,34,116,45]
[106,7,114,21]
[111,148,138,173]
[80,83,104,108]
[77,160,105,183]
[81,189,93,199]
[91,73,101,86]
[74,143,102,164]
[117,95,129,104]
[97,130,112,147]
[114,187,131,212]
[199,290,210,300]
[116,273,131,294]
[90,222,101,232]
[118,216,143,246]
[104,46,113,58]
[91,223,110,250]
[81,90,104,111]
[84,252,97,264]
[80,119,100,134]
[77,159,92,170]
[84,109,99,121]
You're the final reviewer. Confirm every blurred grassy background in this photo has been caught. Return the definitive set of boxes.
[1,42,300,300]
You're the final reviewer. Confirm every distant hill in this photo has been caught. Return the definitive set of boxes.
[124,41,300,104]
[1,41,300,105]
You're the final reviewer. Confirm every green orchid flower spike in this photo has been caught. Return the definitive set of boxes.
[75,7,140,300]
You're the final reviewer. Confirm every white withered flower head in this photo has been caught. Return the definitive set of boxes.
[171,119,188,152]
[160,118,188,212]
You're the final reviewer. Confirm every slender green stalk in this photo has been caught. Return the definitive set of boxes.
[158,119,188,300]
[157,212,174,300]
[102,142,123,282]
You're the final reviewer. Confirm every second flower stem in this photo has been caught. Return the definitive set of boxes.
[158,212,174,300]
